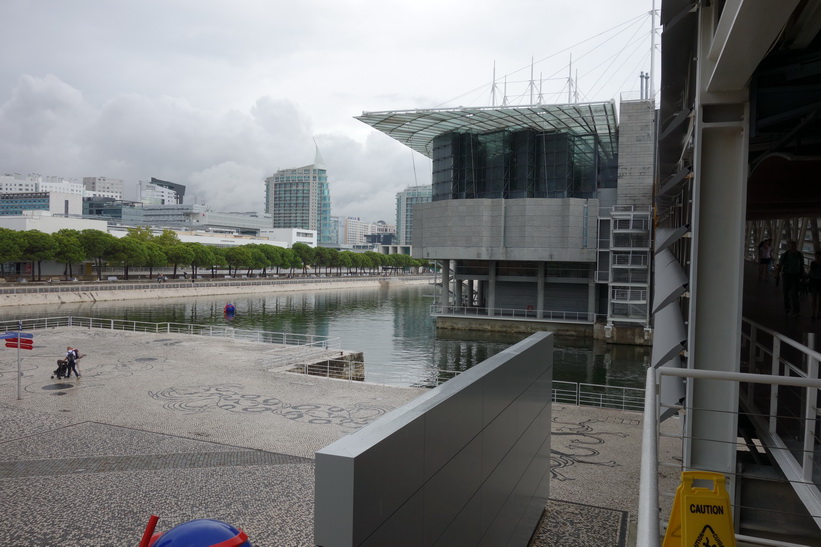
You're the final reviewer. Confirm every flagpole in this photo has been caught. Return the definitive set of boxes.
[17,322,22,400]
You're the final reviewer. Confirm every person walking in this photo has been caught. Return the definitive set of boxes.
[778,240,805,317]
[65,346,80,379]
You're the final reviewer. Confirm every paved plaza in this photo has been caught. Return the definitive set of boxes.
[0,326,679,546]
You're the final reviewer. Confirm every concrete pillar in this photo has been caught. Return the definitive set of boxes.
[588,263,596,322]
[687,103,748,494]
[537,262,545,319]
[467,280,475,307]
[441,260,451,311]
[454,274,463,308]
[488,261,496,315]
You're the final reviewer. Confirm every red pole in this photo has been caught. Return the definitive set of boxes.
[138,515,160,547]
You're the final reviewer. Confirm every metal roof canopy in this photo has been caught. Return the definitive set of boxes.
[356,102,619,160]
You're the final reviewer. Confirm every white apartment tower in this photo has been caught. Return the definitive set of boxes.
[396,185,432,245]
[264,146,333,245]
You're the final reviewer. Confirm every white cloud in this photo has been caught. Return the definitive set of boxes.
[0,0,655,222]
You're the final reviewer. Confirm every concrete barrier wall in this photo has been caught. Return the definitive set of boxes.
[314,332,553,547]
[0,277,431,307]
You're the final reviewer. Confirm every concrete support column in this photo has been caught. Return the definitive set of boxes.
[588,263,596,322]
[537,263,545,319]
[488,261,496,315]
[467,280,475,307]
[454,275,462,308]
[441,260,451,311]
[687,103,748,496]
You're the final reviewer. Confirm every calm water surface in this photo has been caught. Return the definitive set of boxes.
[1,284,650,388]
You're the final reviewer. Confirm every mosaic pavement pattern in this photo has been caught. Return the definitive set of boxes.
[0,327,678,545]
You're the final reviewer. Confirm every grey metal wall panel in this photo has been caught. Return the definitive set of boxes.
[314,332,553,547]
[543,282,588,312]
[422,381,484,481]
[413,198,598,262]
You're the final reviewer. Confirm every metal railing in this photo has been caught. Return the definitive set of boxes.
[0,316,341,350]
[430,305,594,323]
[552,380,645,411]
[637,317,821,546]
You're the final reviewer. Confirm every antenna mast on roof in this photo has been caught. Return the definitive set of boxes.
[650,0,657,101]
[529,57,534,105]
[492,61,496,106]
[568,54,573,104]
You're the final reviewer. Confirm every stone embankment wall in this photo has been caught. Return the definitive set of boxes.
[0,277,431,307]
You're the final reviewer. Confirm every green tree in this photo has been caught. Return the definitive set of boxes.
[209,247,229,278]
[0,228,24,276]
[21,230,59,281]
[78,229,118,281]
[313,247,332,275]
[340,251,356,274]
[153,229,181,248]
[109,237,148,280]
[184,243,215,278]
[125,226,155,242]
[291,242,315,275]
[164,244,194,279]
[245,246,268,276]
[53,229,85,279]
[364,251,385,274]
[225,246,252,276]
[142,242,167,278]
[256,244,282,277]
[278,248,302,276]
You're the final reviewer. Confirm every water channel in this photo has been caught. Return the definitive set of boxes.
[0,283,651,388]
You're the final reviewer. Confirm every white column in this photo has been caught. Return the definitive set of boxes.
[588,263,596,322]
[487,261,496,315]
[687,106,748,495]
[441,260,451,311]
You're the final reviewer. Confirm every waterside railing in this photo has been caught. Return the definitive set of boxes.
[0,316,341,350]
[430,305,594,323]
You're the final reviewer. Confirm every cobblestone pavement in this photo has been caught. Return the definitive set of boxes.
[0,327,679,546]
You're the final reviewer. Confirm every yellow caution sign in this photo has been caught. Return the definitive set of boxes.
[662,471,736,547]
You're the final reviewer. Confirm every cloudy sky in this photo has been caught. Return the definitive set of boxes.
[0,0,656,223]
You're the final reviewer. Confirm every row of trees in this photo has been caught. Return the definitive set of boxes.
[0,227,429,281]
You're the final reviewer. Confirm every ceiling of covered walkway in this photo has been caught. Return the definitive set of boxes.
[660,0,821,221]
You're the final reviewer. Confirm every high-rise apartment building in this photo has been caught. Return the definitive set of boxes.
[264,146,332,246]
[395,185,431,245]
[83,176,124,199]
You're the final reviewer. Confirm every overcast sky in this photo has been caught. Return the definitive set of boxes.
[0,0,657,223]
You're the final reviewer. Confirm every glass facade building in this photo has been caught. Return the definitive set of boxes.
[264,149,332,246]
[431,130,616,202]
[358,102,654,332]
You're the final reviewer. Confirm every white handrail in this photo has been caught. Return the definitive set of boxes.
[638,367,659,546]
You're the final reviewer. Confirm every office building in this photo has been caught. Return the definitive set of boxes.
[395,185,431,245]
[140,177,185,205]
[1,191,82,217]
[83,176,124,199]
[264,146,333,245]
[358,100,655,340]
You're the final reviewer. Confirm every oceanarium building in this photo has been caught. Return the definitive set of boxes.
[358,99,655,341]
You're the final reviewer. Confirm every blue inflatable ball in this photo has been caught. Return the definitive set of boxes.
[150,519,251,546]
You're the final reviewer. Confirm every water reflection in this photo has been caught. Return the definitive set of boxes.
[1,284,649,388]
